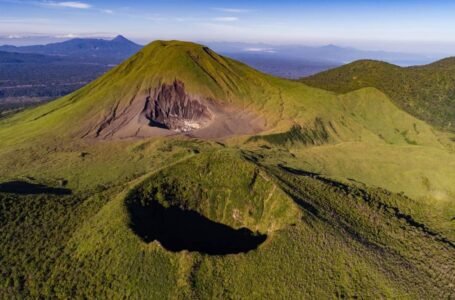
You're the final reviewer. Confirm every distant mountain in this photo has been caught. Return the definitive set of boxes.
[0,35,139,106]
[301,58,455,131]
[206,42,436,66]
[0,35,142,64]
[221,52,340,78]
[0,51,62,64]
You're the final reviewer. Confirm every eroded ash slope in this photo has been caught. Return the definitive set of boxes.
[144,80,213,132]
[83,80,265,140]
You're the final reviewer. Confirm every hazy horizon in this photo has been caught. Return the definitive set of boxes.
[2,0,455,55]
[0,34,453,59]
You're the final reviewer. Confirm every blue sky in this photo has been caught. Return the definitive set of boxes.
[2,0,455,53]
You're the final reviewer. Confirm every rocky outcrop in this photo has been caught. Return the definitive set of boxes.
[82,79,265,139]
[144,80,212,132]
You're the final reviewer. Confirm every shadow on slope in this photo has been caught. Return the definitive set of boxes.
[247,119,331,146]
[0,180,71,195]
[128,201,266,255]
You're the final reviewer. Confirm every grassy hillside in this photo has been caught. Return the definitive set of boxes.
[1,145,454,298]
[0,42,448,149]
[1,41,451,203]
[301,58,455,131]
[1,41,455,298]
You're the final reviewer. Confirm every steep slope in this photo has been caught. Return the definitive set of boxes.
[301,59,455,131]
[0,41,446,148]
[0,41,274,142]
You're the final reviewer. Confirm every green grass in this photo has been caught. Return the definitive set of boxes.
[2,146,454,298]
[1,41,455,298]
[301,58,455,131]
[0,41,449,151]
[125,150,299,232]
[248,118,331,146]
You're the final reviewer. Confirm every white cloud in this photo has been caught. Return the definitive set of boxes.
[55,33,77,38]
[213,8,250,13]
[101,9,113,14]
[42,1,91,9]
[7,34,24,39]
[244,47,276,53]
[54,32,115,38]
[212,17,239,22]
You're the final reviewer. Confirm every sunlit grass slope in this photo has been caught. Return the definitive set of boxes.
[2,147,454,298]
[301,58,455,131]
[1,41,455,299]
[0,41,448,151]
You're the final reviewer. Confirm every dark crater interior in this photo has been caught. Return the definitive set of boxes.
[144,80,212,132]
[128,200,267,255]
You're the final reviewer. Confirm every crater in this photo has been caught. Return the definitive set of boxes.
[124,151,299,255]
[87,80,266,140]
[144,81,213,132]
[128,200,267,255]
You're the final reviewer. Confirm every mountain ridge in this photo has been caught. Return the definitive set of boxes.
[0,50,62,64]
[205,41,434,65]
[0,40,444,148]
[301,58,455,131]
[0,35,141,63]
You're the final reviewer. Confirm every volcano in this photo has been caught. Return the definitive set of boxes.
[1,40,455,299]
[0,40,443,146]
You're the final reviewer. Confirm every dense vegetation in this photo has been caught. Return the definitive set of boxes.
[0,41,454,298]
[1,144,454,298]
[0,63,110,113]
[0,63,110,99]
[0,51,61,64]
[301,59,455,131]
[0,35,138,113]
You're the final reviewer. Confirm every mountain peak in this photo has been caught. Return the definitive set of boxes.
[107,40,245,101]
[321,44,341,49]
[8,40,266,140]
[112,35,129,43]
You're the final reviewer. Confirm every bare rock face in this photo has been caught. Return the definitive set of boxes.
[144,81,212,132]
[86,79,265,139]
